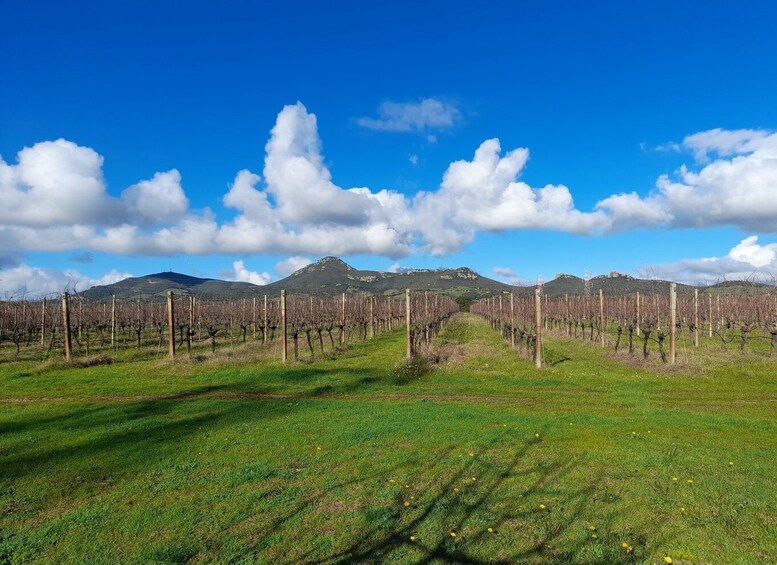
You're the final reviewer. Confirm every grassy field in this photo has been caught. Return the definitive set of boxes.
[1,313,775,564]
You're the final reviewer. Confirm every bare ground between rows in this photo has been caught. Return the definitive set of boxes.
[0,389,604,405]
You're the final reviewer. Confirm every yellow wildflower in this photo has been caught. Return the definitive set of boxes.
[403,501,410,507]
[539,503,546,509]
[450,531,457,538]
[622,542,629,548]
[664,557,673,564]
[672,477,678,481]
[687,479,693,484]
[410,535,417,541]
[487,527,494,533]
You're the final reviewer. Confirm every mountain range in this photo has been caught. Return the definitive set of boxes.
[81,256,769,302]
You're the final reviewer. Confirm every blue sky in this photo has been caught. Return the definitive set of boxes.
[2,1,777,295]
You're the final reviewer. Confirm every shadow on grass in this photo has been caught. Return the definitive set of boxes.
[282,433,668,565]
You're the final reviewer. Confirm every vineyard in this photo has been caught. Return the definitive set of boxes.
[0,290,458,363]
[3,284,776,366]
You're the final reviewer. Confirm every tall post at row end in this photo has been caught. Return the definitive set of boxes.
[694,288,699,347]
[167,290,176,359]
[669,283,677,364]
[62,292,72,362]
[405,288,412,359]
[280,290,287,363]
[598,288,605,347]
[510,292,515,348]
[534,287,542,369]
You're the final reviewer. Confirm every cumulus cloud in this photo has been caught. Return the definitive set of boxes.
[4,107,777,262]
[222,260,272,286]
[121,170,189,224]
[276,256,312,277]
[598,128,777,232]
[644,236,777,285]
[414,139,606,254]
[0,264,132,298]
[357,98,460,133]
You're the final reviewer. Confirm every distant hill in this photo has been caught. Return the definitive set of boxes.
[81,272,261,300]
[81,258,773,302]
[260,257,516,300]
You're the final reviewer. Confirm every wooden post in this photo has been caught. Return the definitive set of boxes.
[669,283,677,364]
[694,288,699,347]
[498,294,503,339]
[708,293,713,337]
[564,293,570,337]
[405,289,412,359]
[167,291,175,359]
[40,297,46,346]
[599,289,605,346]
[368,297,374,338]
[280,290,287,363]
[636,292,641,336]
[111,295,117,350]
[510,293,515,348]
[534,288,542,368]
[252,297,257,340]
[62,292,72,362]
[263,295,268,343]
[188,295,194,352]
[340,292,346,346]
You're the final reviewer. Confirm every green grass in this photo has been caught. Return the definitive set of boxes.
[0,314,775,564]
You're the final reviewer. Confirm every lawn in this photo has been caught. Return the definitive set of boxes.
[0,314,775,564]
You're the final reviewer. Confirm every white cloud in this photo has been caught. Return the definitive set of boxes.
[223,260,271,286]
[276,256,312,276]
[414,139,606,254]
[598,128,777,232]
[0,264,132,298]
[492,267,525,286]
[644,236,777,285]
[409,154,418,165]
[121,169,189,224]
[357,98,460,133]
[4,110,777,263]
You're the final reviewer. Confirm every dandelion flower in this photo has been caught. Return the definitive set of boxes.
[632,431,637,436]
[622,542,629,548]
[680,507,685,513]
[454,487,459,492]
[539,503,546,509]
[627,546,633,553]
[469,452,475,457]
[664,557,673,564]
[471,477,477,481]
[410,535,417,541]
[588,525,596,531]
[316,446,322,451]
[389,479,395,483]
[729,461,734,466]
[687,479,693,484]
[410,496,415,500]
[534,433,540,438]
[450,532,457,538]
[672,477,678,481]
[487,527,494,533]
[403,501,410,507]
[591,534,598,539]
